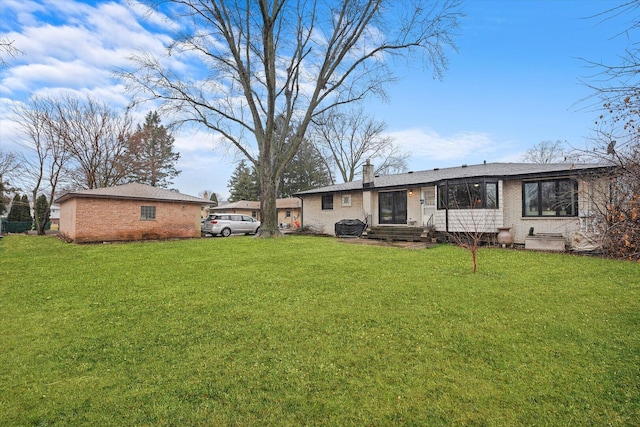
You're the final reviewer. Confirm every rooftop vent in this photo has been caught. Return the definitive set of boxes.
[408,171,413,174]
[461,164,468,168]
[434,168,439,171]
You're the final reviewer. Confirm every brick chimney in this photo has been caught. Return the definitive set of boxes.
[363,159,374,188]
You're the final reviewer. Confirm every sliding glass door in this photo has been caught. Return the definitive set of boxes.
[379,191,407,224]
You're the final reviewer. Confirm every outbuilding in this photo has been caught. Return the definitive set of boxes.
[56,183,212,243]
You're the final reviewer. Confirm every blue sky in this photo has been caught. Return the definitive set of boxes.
[0,0,631,199]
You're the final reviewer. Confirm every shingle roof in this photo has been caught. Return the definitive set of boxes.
[55,183,213,205]
[212,198,301,211]
[212,200,260,210]
[275,197,302,209]
[294,162,614,195]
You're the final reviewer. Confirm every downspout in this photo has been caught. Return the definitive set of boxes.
[295,195,304,229]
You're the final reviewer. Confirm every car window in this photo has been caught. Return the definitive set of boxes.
[242,215,253,222]
[230,215,242,221]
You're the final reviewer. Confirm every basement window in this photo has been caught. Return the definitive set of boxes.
[141,205,156,220]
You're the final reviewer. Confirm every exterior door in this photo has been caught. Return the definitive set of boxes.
[379,191,407,224]
[422,187,436,227]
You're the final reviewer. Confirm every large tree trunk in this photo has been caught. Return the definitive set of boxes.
[120,0,462,238]
[37,209,50,236]
[257,162,282,238]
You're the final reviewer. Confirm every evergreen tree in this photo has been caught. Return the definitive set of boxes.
[7,194,32,222]
[36,194,48,227]
[209,192,218,206]
[0,180,6,216]
[227,160,259,202]
[7,194,21,221]
[128,111,181,187]
[20,194,32,222]
[279,139,333,198]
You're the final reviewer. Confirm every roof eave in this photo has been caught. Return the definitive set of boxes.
[55,193,210,205]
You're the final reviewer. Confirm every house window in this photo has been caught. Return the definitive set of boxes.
[379,191,407,224]
[523,179,578,217]
[141,205,156,220]
[285,210,291,218]
[437,181,499,209]
[341,194,352,207]
[322,194,334,210]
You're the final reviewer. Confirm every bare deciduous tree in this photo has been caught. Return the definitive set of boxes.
[11,96,71,234]
[121,0,462,236]
[10,95,138,234]
[57,96,134,189]
[0,148,20,215]
[441,181,499,273]
[0,37,20,67]
[521,140,570,163]
[311,108,409,183]
[578,0,640,260]
[0,148,19,185]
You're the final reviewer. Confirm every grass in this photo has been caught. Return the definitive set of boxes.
[1,234,639,426]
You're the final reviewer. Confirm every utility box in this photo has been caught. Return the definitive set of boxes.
[525,233,566,251]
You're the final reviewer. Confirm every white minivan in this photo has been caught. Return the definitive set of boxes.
[201,214,261,237]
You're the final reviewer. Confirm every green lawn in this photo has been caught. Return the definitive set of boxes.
[1,234,639,426]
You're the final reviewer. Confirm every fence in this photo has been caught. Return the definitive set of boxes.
[0,220,49,233]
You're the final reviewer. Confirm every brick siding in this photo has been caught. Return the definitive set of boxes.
[60,197,201,243]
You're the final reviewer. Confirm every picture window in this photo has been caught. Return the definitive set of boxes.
[523,179,577,217]
[437,181,499,210]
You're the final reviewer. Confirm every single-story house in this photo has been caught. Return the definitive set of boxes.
[295,161,614,247]
[55,183,213,243]
[211,198,302,229]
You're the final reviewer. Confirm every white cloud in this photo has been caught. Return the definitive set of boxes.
[173,149,234,198]
[0,98,25,152]
[380,127,530,172]
[1,0,46,28]
[2,60,110,95]
[387,127,499,160]
[0,0,178,99]
[128,0,181,33]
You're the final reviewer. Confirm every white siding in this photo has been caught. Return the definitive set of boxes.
[438,210,502,233]
[433,181,505,233]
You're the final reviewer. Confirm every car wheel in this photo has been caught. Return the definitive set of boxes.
[221,227,232,237]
